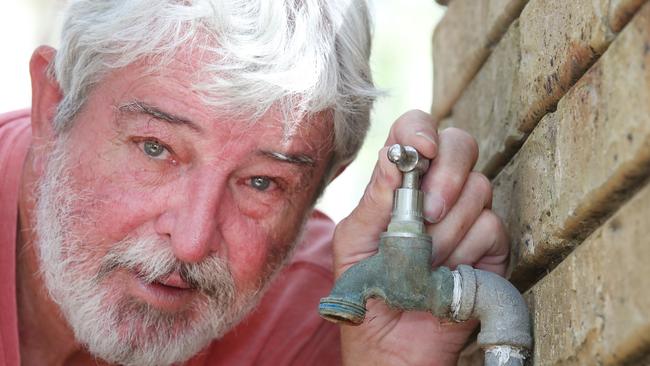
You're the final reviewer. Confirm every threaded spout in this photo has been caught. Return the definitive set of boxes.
[318,254,383,325]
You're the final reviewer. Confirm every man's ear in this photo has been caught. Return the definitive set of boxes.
[29,45,61,145]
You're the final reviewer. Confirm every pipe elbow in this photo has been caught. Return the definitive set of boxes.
[318,254,385,325]
[452,265,532,351]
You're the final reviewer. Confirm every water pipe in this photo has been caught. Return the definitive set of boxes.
[318,144,532,365]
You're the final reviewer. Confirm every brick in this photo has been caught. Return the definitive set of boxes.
[442,19,524,176]
[525,182,650,365]
[491,2,650,289]
[609,0,648,32]
[517,0,615,129]
[431,0,527,122]
[447,0,646,178]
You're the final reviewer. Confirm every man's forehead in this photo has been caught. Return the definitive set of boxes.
[90,55,333,159]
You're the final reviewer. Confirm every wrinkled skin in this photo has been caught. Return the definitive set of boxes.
[18,46,333,365]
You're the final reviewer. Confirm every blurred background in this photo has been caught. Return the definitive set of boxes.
[0,0,445,222]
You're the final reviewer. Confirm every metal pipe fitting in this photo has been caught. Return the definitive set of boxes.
[318,145,532,363]
[452,265,533,356]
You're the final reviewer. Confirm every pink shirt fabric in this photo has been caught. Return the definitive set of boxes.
[0,110,341,365]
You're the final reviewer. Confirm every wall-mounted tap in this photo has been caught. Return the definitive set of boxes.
[319,144,532,365]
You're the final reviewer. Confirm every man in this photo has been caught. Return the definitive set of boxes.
[0,1,509,365]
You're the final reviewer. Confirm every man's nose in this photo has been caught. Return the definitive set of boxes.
[156,171,226,263]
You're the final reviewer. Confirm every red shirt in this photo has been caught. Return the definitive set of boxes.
[0,110,341,365]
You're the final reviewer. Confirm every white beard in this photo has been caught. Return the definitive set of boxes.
[32,139,288,365]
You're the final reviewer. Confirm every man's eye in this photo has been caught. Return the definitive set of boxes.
[140,140,168,159]
[250,176,273,191]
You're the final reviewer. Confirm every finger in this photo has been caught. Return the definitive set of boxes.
[429,172,493,267]
[442,209,510,277]
[333,147,401,275]
[421,127,478,223]
[385,110,439,159]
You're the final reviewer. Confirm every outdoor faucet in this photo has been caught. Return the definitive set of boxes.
[319,144,533,365]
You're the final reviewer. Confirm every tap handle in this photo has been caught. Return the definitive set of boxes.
[386,144,429,232]
[387,144,430,174]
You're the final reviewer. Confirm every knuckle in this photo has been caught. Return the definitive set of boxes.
[440,126,476,144]
[469,172,493,203]
[402,109,431,121]
[474,212,501,249]
[362,165,395,208]
[361,185,382,209]
[439,170,465,194]
[333,216,351,238]
[478,211,510,253]
[478,209,502,232]
[377,147,389,162]
[440,127,479,158]
[333,215,359,246]
[432,235,455,260]
[376,168,390,187]
[447,248,469,267]
[376,160,400,188]
[393,110,434,132]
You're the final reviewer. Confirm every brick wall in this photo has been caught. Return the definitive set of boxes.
[431,0,650,364]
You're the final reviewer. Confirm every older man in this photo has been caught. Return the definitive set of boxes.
[0,1,509,365]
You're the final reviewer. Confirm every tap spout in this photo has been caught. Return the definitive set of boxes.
[317,253,384,324]
[318,232,455,324]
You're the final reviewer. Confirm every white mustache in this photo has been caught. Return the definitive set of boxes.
[98,236,235,299]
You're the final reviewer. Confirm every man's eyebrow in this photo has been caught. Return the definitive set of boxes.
[260,151,316,167]
[118,101,202,132]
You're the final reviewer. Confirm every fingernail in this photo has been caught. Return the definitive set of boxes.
[424,192,446,223]
[415,131,436,146]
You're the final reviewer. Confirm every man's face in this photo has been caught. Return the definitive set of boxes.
[35,53,333,365]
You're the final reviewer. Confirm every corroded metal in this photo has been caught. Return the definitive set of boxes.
[318,232,455,324]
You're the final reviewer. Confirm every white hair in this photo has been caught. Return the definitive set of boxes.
[51,0,377,168]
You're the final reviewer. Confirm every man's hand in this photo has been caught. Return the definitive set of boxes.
[333,110,510,365]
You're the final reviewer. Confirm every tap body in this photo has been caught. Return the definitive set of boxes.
[318,229,455,324]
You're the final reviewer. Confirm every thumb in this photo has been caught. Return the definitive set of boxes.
[332,146,402,276]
